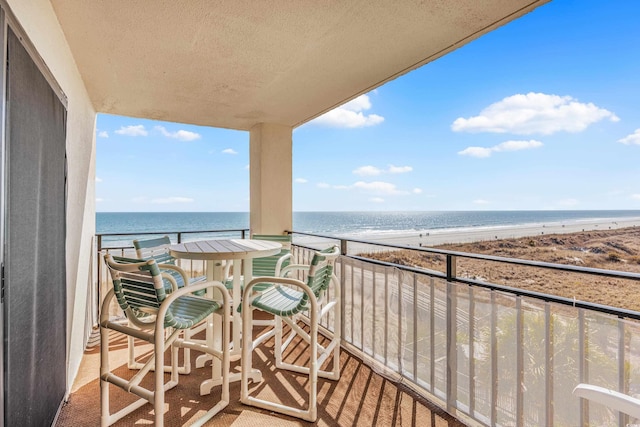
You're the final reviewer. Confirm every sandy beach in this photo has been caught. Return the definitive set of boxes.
[294,216,640,254]
[359,223,640,312]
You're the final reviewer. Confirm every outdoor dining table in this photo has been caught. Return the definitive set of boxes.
[169,238,282,394]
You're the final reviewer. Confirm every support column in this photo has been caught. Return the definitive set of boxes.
[249,123,293,235]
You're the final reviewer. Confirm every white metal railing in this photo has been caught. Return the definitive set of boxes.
[290,243,640,427]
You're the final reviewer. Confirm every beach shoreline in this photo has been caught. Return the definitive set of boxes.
[294,217,640,253]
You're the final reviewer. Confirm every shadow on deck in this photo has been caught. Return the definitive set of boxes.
[56,319,466,426]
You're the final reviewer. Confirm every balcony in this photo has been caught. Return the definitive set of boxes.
[5,2,563,424]
[56,229,640,426]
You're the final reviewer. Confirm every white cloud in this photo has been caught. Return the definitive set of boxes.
[311,94,384,128]
[631,194,640,200]
[494,140,543,152]
[618,129,640,145]
[459,140,543,158]
[452,92,619,135]
[413,188,423,194]
[317,182,330,188]
[96,198,104,202]
[458,146,494,158]
[474,199,490,205]
[115,125,148,136]
[98,131,109,138]
[222,148,238,155]
[155,125,201,141]
[151,197,194,204]
[353,164,413,176]
[388,165,413,174]
[245,164,250,170]
[343,95,372,112]
[95,176,102,182]
[353,166,382,176]
[295,178,308,184]
[369,197,385,203]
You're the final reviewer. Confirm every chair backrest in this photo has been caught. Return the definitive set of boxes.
[133,235,175,265]
[295,246,339,313]
[306,246,339,294]
[104,254,167,325]
[251,234,292,277]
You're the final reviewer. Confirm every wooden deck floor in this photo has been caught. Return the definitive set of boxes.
[56,320,466,426]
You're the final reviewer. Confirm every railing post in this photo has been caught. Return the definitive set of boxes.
[468,286,476,416]
[618,318,627,427]
[446,254,457,412]
[340,239,347,255]
[412,273,418,382]
[372,265,377,357]
[491,292,498,426]
[545,303,553,426]
[177,232,182,243]
[430,277,435,393]
[340,256,346,346]
[516,296,524,426]
[446,254,457,282]
[96,234,103,323]
[579,309,588,427]
[383,269,389,364]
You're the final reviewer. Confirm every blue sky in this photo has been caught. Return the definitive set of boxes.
[96,0,640,212]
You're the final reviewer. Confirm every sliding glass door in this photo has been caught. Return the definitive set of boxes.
[2,19,67,426]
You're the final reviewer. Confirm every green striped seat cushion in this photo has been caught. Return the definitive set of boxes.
[247,254,334,316]
[163,295,221,329]
[250,285,306,317]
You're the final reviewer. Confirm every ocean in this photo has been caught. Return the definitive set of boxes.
[97,210,640,246]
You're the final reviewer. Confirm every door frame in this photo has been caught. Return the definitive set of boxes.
[0,8,6,425]
[0,3,68,426]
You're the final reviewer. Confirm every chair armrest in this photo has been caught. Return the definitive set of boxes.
[245,275,304,291]
[161,272,180,292]
[573,383,640,418]
[99,288,116,324]
[156,263,190,285]
[273,253,292,276]
[279,263,310,277]
[165,279,229,302]
[222,261,242,280]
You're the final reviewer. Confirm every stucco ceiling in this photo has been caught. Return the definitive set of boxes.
[51,0,549,131]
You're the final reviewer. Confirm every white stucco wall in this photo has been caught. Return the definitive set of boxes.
[6,0,97,394]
